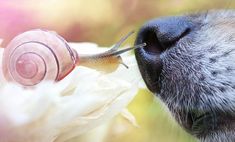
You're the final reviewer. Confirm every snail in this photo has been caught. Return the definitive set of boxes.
[2,29,146,86]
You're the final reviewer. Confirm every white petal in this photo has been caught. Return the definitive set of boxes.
[0,42,145,142]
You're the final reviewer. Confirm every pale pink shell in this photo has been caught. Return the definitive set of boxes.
[2,29,78,86]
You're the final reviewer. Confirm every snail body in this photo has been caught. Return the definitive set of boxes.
[2,29,145,86]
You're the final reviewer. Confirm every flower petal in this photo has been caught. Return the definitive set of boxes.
[0,42,145,142]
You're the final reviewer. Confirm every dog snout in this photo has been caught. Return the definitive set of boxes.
[135,16,194,93]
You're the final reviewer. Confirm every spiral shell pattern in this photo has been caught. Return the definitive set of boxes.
[2,29,78,86]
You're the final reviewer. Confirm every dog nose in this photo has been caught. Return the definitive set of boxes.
[134,16,195,93]
[135,16,193,54]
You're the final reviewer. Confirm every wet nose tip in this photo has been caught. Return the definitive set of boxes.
[135,16,193,54]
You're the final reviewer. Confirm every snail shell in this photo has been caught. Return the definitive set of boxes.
[2,29,78,86]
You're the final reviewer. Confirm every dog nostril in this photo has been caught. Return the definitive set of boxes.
[142,30,164,54]
[136,16,193,54]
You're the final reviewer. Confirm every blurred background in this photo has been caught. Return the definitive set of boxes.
[1,0,235,142]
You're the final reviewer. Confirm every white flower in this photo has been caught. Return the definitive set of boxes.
[0,42,144,142]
